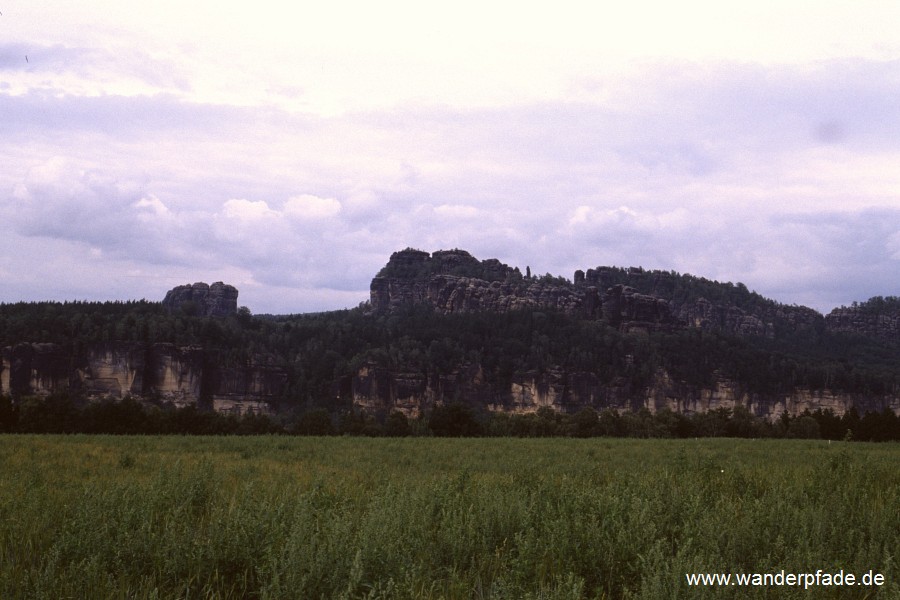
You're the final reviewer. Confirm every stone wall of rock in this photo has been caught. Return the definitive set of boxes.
[1,343,70,397]
[584,265,825,338]
[162,282,239,317]
[825,306,900,342]
[602,285,676,331]
[371,249,826,339]
[0,342,284,414]
[372,274,601,317]
[360,249,900,420]
[348,362,900,421]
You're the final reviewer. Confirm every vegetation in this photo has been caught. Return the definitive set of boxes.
[592,266,773,314]
[848,295,900,314]
[1,295,900,437]
[0,435,896,599]
[3,393,900,442]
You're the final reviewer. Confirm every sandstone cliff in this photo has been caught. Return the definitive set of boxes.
[371,248,825,340]
[825,298,900,343]
[348,361,900,421]
[371,274,600,317]
[0,342,284,415]
[359,248,900,420]
[162,282,238,317]
[4,250,897,424]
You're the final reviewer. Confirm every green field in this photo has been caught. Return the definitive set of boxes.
[0,436,897,599]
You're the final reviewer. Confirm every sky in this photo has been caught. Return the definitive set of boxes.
[1,0,899,315]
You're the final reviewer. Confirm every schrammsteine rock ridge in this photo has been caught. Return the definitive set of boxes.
[370,248,830,339]
[361,248,899,419]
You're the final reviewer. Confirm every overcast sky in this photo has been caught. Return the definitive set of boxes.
[2,1,899,314]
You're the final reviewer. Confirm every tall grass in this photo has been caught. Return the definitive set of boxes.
[0,436,897,598]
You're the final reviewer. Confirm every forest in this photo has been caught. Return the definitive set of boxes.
[1,289,899,439]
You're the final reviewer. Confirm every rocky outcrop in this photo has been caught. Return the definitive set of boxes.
[162,282,238,317]
[371,274,600,317]
[370,249,825,339]
[359,249,900,420]
[377,248,520,281]
[602,285,676,332]
[1,343,69,397]
[582,265,826,338]
[372,249,607,320]
[0,342,284,415]
[826,305,900,343]
[348,363,900,421]
[670,300,827,339]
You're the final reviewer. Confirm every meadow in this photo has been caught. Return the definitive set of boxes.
[0,435,897,599]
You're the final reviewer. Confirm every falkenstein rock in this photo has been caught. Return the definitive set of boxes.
[162,282,238,317]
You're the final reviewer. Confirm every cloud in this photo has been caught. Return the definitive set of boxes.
[888,231,900,260]
[10,158,141,243]
[4,158,210,266]
[567,205,690,232]
[3,56,900,313]
[0,42,190,97]
[134,195,171,219]
[0,90,246,137]
[221,198,279,221]
[433,204,478,219]
[284,194,342,220]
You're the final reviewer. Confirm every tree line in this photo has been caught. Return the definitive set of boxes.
[2,393,899,442]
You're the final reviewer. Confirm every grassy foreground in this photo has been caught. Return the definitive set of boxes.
[0,436,898,599]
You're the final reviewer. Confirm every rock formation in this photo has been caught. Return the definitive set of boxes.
[348,361,900,421]
[370,248,825,339]
[371,249,600,318]
[825,301,900,342]
[162,282,238,317]
[4,248,898,423]
[601,285,676,332]
[0,342,285,415]
[359,248,900,420]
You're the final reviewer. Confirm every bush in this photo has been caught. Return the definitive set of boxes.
[788,415,821,439]
[428,403,482,437]
[384,410,411,437]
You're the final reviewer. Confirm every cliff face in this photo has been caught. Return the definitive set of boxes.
[369,249,598,317]
[348,362,900,421]
[371,249,826,339]
[371,274,600,317]
[601,285,676,332]
[5,249,897,423]
[360,248,900,420]
[162,282,239,317]
[825,305,900,342]
[0,342,284,415]
[2,343,70,397]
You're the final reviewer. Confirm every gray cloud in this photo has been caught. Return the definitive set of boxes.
[0,43,33,69]
[0,42,190,90]
[758,209,900,307]
[0,90,251,136]
[5,158,209,266]
[2,58,900,313]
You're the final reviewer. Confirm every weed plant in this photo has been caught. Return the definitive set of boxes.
[0,436,897,599]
